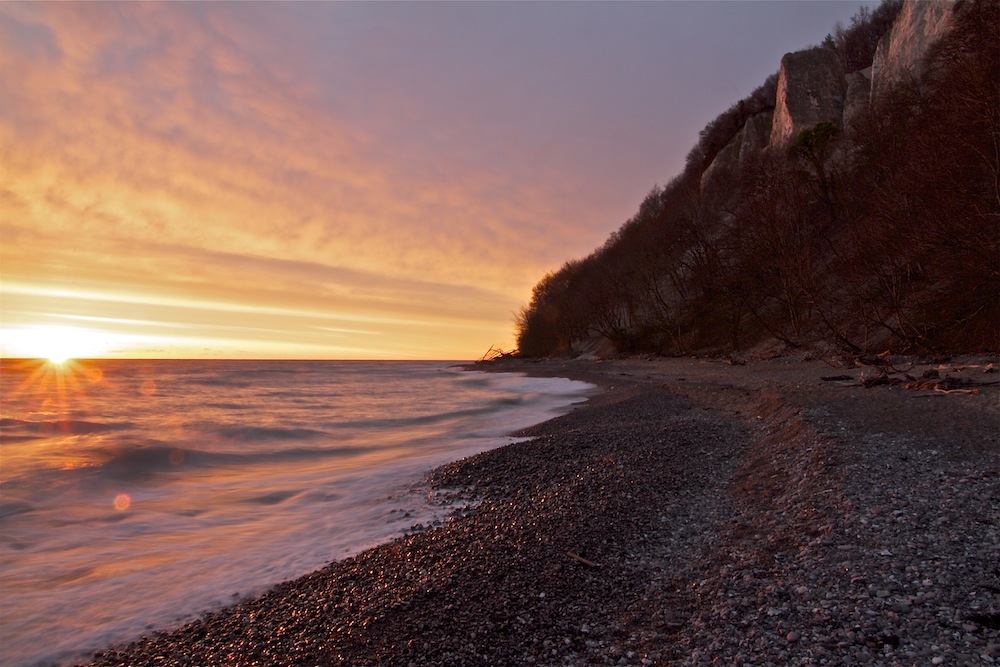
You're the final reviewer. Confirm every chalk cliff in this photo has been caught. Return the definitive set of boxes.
[700,0,956,188]
[516,0,997,359]
[843,67,873,130]
[699,110,772,190]
[871,0,955,101]
[769,47,846,148]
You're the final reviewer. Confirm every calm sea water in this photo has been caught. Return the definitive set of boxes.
[0,359,593,667]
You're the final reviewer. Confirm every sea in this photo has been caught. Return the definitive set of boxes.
[0,359,594,667]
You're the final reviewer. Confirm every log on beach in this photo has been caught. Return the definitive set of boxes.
[83,357,1000,666]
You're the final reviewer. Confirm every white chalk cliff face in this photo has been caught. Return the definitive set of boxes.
[769,48,846,148]
[843,67,873,131]
[699,0,957,188]
[870,0,955,101]
[699,110,772,191]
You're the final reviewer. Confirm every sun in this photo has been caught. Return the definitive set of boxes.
[47,350,71,364]
[2,325,110,363]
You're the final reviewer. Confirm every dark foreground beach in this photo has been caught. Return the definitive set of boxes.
[82,357,999,666]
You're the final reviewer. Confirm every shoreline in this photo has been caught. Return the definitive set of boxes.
[82,357,999,666]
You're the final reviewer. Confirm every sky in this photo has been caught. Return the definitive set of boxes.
[0,1,876,360]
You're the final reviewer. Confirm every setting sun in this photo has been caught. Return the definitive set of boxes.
[1,325,110,362]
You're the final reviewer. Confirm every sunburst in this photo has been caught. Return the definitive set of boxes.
[4,325,111,364]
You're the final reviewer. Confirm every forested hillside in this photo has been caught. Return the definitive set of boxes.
[515,0,998,358]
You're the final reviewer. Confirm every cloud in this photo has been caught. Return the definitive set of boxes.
[0,1,878,358]
[2,2,587,284]
[0,215,518,359]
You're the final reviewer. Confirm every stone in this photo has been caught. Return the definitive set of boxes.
[871,0,955,103]
[842,68,872,131]
[770,47,846,147]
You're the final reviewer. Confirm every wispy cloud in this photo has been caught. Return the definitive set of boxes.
[0,1,876,358]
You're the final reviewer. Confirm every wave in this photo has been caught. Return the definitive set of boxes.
[183,377,255,388]
[212,425,329,442]
[0,418,129,439]
[86,442,377,482]
[246,490,300,505]
[325,400,525,432]
[96,443,204,480]
[182,367,305,388]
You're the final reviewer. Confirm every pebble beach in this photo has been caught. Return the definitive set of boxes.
[81,356,999,666]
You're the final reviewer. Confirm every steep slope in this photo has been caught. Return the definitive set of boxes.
[515,0,998,358]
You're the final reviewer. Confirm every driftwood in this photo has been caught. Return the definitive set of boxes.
[476,345,518,363]
[565,551,601,568]
[823,363,998,395]
[933,387,981,395]
[859,371,998,393]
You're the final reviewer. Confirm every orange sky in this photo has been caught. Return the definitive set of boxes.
[0,2,873,359]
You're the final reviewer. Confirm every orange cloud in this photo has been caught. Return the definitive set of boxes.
[0,2,645,358]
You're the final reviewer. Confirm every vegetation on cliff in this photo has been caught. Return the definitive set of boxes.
[515,0,998,358]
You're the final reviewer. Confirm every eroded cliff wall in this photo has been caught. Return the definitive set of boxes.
[871,0,955,101]
[700,0,956,189]
[769,48,846,147]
